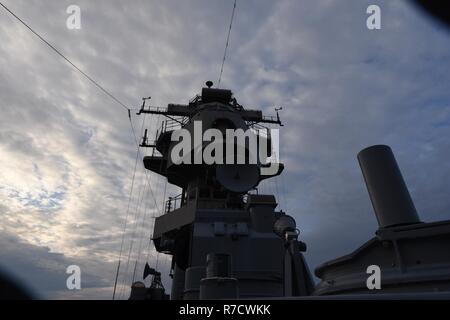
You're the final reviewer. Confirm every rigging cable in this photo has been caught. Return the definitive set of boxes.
[132,184,152,283]
[0,2,129,112]
[130,115,159,284]
[112,146,140,300]
[129,116,161,213]
[217,0,237,87]
[118,115,150,299]
[0,2,153,173]
[0,2,162,299]
[120,113,166,298]
[121,172,148,298]
[119,167,147,299]
[133,118,158,282]
[145,116,164,266]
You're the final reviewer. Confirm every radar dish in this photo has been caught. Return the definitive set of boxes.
[216,164,260,193]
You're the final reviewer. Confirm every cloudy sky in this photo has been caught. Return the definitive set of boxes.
[0,0,449,299]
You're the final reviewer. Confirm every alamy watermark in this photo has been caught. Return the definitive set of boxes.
[170,121,280,176]
[66,265,81,290]
[366,5,381,30]
[366,264,381,290]
[66,5,81,30]
[65,5,380,31]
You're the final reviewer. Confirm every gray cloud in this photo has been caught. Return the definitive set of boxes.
[0,230,109,298]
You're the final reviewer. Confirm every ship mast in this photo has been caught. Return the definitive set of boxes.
[130,81,313,300]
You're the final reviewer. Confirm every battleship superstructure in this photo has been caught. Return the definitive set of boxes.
[129,83,450,300]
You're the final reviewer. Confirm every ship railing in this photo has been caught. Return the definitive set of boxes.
[160,118,189,134]
[250,123,270,139]
[165,193,184,214]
